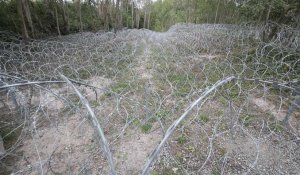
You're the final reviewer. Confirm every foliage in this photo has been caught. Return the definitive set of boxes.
[141,123,153,133]
[238,0,300,25]
[0,0,299,38]
[0,0,140,38]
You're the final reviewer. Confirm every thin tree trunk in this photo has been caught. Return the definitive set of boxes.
[55,5,61,36]
[23,0,35,37]
[109,0,114,30]
[76,0,83,32]
[214,0,221,24]
[98,0,106,30]
[61,0,69,33]
[104,0,110,31]
[147,11,151,29]
[96,0,101,18]
[116,0,120,30]
[131,1,134,28]
[194,0,197,23]
[11,14,19,32]
[136,10,140,29]
[29,1,45,33]
[143,4,147,28]
[265,1,272,23]
[186,0,190,23]
[120,0,123,29]
[17,0,29,39]
[79,1,83,32]
[126,0,129,28]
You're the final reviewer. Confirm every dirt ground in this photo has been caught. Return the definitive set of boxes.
[1,27,299,175]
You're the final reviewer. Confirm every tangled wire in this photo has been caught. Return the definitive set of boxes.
[0,23,299,175]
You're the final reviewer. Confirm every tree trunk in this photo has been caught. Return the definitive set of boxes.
[17,0,29,39]
[193,0,197,23]
[96,0,101,19]
[147,11,151,29]
[126,0,129,28]
[61,0,69,33]
[143,7,147,28]
[120,0,123,29]
[104,0,110,31]
[214,0,221,24]
[116,0,120,30]
[55,5,61,36]
[186,0,190,23]
[98,0,106,30]
[29,1,45,34]
[265,1,272,23]
[131,1,134,28]
[136,10,140,29]
[23,0,35,37]
[76,0,83,32]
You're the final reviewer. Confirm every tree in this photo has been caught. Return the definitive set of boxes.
[75,0,83,32]
[55,1,61,36]
[0,0,299,37]
[131,0,135,28]
[17,0,29,39]
[61,0,70,33]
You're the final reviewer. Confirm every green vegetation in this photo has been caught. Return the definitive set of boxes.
[90,100,100,108]
[240,114,255,127]
[0,0,298,39]
[0,126,22,149]
[141,123,152,133]
[0,0,299,174]
[270,122,284,133]
[212,168,221,175]
[155,167,179,175]
[111,82,129,94]
[176,135,187,145]
[199,114,209,123]
[155,110,169,120]
[168,73,193,97]
[149,171,159,175]
[77,69,91,80]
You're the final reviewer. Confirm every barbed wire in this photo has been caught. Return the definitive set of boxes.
[0,23,299,175]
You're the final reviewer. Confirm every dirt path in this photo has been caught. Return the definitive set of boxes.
[135,38,154,80]
[115,123,162,174]
[114,33,163,174]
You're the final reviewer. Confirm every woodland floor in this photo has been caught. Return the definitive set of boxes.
[0,25,299,175]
